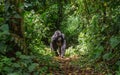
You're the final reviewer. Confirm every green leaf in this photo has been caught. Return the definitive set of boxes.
[8,73,19,75]
[0,42,7,52]
[19,55,30,59]
[28,63,38,72]
[0,18,4,22]
[14,14,21,18]
[116,61,120,66]
[110,36,120,48]
[0,24,9,35]
[92,46,104,59]
[13,63,21,68]
[16,51,22,56]
[103,52,113,61]
[24,3,32,8]
[0,24,9,31]
[3,66,13,73]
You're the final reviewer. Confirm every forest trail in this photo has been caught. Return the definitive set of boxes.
[52,56,101,75]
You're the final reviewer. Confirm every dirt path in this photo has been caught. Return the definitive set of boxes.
[52,56,100,75]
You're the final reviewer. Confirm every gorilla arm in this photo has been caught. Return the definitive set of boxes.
[60,34,66,57]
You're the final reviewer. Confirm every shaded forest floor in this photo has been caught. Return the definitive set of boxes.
[50,56,103,75]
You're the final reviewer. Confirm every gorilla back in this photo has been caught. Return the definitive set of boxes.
[50,30,66,58]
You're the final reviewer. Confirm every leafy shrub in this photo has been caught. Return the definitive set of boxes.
[0,24,11,54]
[0,51,59,75]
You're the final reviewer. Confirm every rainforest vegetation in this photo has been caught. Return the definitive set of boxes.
[0,0,120,75]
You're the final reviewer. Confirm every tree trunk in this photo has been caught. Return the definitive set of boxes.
[56,0,63,30]
[5,0,26,57]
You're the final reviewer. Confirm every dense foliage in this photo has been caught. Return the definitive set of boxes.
[0,0,120,74]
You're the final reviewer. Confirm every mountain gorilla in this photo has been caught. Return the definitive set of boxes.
[50,30,66,58]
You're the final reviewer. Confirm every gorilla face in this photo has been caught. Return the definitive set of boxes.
[54,30,62,37]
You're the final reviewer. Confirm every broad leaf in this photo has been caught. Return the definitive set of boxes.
[28,63,39,72]
[109,36,120,48]
[103,52,113,61]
